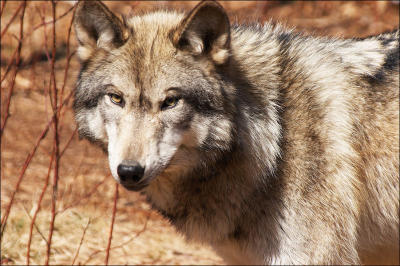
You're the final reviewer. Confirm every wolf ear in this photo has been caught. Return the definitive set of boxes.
[172,0,230,65]
[74,1,128,61]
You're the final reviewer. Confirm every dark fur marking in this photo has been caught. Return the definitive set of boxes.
[77,129,108,152]
[138,91,153,110]
[74,84,107,111]
[277,31,302,83]
[363,46,399,86]
[177,111,193,130]
[231,225,245,240]
[354,29,398,42]
[379,36,395,47]
[157,207,177,223]
[174,87,223,115]
[383,46,399,71]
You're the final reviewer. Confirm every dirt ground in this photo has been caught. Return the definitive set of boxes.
[1,1,398,265]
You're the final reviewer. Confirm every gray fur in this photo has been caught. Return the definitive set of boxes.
[73,1,399,264]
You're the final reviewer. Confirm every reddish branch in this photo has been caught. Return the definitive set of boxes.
[0,2,24,38]
[35,4,53,136]
[2,3,76,50]
[36,5,52,67]
[1,2,79,264]
[105,183,119,265]
[45,1,60,265]
[58,7,76,131]
[0,43,19,85]
[71,218,91,265]
[0,1,26,137]
[30,4,75,37]
[59,127,77,158]
[26,148,55,265]
[1,87,73,233]
[0,117,52,236]
[22,205,48,245]
[0,86,73,238]
[57,175,108,214]
[0,4,74,86]
[0,0,6,17]
[59,8,75,111]
[83,212,151,265]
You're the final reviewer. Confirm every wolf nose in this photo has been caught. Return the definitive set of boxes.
[117,162,144,183]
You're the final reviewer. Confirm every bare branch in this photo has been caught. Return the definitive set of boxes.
[26,148,55,265]
[105,183,119,265]
[0,2,24,38]
[1,1,26,137]
[71,218,91,266]
[45,1,60,265]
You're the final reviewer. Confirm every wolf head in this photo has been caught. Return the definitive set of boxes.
[73,1,237,191]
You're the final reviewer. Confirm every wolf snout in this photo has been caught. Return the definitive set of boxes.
[117,161,145,183]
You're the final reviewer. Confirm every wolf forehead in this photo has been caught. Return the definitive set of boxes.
[119,11,187,65]
[126,11,185,46]
[78,11,187,79]
[74,11,203,107]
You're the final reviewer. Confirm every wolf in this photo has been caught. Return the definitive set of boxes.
[73,1,399,264]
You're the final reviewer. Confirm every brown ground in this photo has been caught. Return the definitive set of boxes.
[1,1,398,265]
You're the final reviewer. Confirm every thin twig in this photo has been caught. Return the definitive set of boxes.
[36,5,52,67]
[29,4,76,38]
[0,45,18,85]
[109,212,151,251]
[0,87,73,242]
[26,147,55,265]
[2,3,76,47]
[36,5,54,125]
[0,0,7,17]
[71,218,91,266]
[21,204,49,246]
[0,1,26,137]
[45,2,59,265]
[83,211,151,265]
[0,3,75,90]
[58,4,76,110]
[59,127,77,158]
[0,117,52,237]
[56,175,109,214]
[0,2,24,38]
[105,183,119,265]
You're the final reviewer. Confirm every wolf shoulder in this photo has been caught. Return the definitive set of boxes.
[230,25,399,94]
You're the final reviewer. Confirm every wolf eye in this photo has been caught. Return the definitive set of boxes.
[109,93,123,105]
[161,96,180,110]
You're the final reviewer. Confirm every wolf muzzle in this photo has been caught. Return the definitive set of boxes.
[117,160,146,191]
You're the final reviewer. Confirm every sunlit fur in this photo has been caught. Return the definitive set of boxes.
[73,1,399,265]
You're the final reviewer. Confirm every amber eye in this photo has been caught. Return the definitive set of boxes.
[161,96,180,110]
[109,93,123,105]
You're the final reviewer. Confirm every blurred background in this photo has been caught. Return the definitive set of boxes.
[1,1,399,265]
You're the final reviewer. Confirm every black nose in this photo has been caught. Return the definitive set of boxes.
[117,161,145,183]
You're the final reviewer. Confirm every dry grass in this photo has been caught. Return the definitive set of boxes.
[2,198,223,265]
[1,1,398,265]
